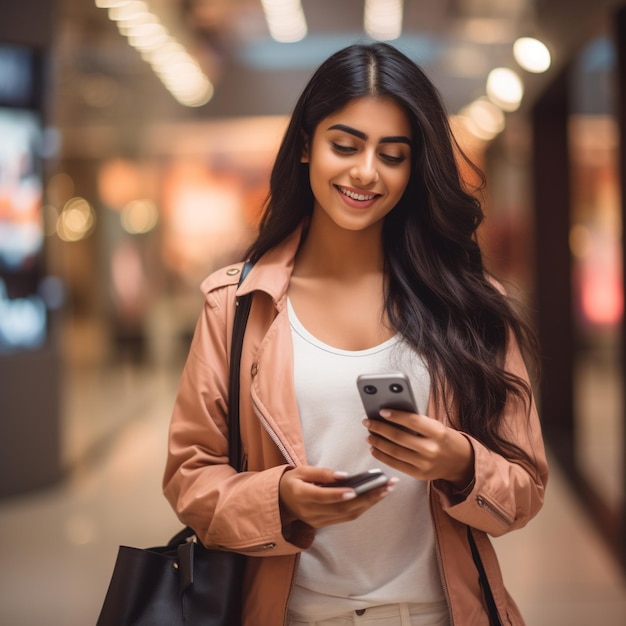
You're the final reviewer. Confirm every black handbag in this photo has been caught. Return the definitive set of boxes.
[96,262,254,626]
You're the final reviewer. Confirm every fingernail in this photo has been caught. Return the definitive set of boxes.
[333,471,349,478]
[379,409,391,418]
[342,491,357,500]
[362,419,371,427]
[388,477,400,486]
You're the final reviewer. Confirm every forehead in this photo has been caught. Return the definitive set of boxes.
[319,96,412,138]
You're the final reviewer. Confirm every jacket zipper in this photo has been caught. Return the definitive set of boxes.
[251,397,296,466]
[216,542,277,552]
[475,495,514,527]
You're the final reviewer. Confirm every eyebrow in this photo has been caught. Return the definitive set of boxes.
[327,123,412,146]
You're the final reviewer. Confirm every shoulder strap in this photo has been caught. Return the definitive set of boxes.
[227,261,254,471]
[467,526,504,626]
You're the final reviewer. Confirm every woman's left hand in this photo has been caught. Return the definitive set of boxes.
[364,410,474,490]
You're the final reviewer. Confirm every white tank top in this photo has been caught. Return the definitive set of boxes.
[287,299,445,620]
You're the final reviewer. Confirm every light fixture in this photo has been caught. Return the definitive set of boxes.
[364,0,403,41]
[57,197,97,242]
[94,1,214,107]
[121,199,159,234]
[513,37,551,73]
[486,67,524,112]
[459,97,506,141]
[107,1,148,22]
[260,0,307,43]
[95,0,128,7]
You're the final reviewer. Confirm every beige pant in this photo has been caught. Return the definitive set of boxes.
[287,601,450,626]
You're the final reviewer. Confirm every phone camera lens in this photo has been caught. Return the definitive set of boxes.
[363,385,377,395]
[389,383,403,393]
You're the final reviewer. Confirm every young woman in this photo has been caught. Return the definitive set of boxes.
[163,42,548,626]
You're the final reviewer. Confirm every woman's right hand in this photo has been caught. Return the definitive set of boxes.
[278,465,396,529]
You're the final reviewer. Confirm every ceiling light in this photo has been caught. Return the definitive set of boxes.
[260,0,307,43]
[459,97,505,141]
[513,37,551,73]
[95,0,214,107]
[108,1,149,23]
[121,199,159,234]
[95,0,129,7]
[486,67,524,112]
[364,0,403,41]
[57,197,96,242]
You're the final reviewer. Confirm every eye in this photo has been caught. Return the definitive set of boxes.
[331,142,356,154]
[379,153,407,164]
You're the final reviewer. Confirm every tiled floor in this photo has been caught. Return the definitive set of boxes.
[0,360,625,626]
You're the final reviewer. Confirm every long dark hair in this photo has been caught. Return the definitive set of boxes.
[246,43,539,470]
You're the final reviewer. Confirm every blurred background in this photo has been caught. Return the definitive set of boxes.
[0,0,625,624]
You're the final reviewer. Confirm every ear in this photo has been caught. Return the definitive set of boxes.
[300,132,310,163]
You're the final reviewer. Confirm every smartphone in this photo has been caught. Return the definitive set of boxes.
[356,372,420,432]
[319,469,389,495]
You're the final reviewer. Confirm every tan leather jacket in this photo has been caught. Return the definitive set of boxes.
[163,227,549,626]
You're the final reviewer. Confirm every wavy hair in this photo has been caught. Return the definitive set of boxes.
[246,43,539,469]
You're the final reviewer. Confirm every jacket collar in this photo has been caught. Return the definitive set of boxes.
[236,224,304,306]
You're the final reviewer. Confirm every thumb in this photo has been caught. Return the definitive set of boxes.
[290,465,348,485]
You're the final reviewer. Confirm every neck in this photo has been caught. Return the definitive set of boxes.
[295,213,384,279]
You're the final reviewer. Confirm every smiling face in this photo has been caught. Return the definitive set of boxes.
[302,96,413,235]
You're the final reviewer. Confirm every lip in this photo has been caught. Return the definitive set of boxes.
[334,184,381,209]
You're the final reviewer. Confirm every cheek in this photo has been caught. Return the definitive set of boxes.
[309,153,340,187]
[389,169,411,197]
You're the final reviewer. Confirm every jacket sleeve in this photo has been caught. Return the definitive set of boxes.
[431,330,549,537]
[162,283,311,556]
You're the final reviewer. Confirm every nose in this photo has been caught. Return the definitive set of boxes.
[350,151,379,185]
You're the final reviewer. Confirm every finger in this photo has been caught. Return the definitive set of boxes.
[284,472,358,504]
[369,445,426,479]
[367,430,419,464]
[326,482,397,520]
[290,486,387,528]
[378,409,422,433]
[378,410,445,439]
[291,465,350,485]
[364,419,422,454]
[313,475,398,503]
[313,485,359,502]
[290,478,398,528]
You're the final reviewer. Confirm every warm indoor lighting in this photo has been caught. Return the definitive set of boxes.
[95,0,128,7]
[364,0,403,41]
[260,0,307,43]
[95,0,214,107]
[513,37,551,73]
[121,199,159,234]
[459,97,506,141]
[57,197,96,242]
[486,67,524,112]
[108,1,149,23]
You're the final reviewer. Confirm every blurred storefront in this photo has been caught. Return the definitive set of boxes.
[531,5,626,570]
[0,1,63,496]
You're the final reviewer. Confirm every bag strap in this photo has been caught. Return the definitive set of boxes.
[467,526,504,626]
[168,262,254,549]
[227,261,254,472]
